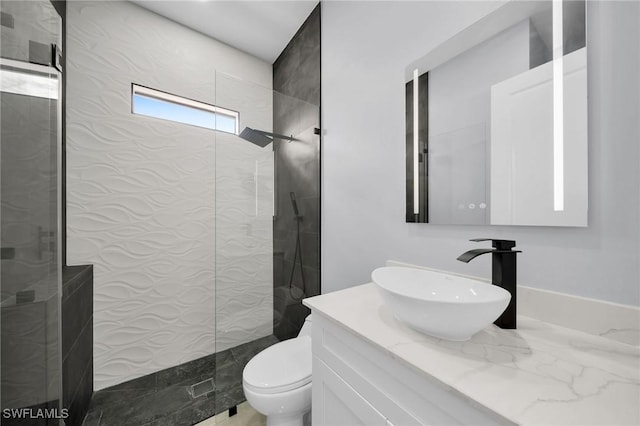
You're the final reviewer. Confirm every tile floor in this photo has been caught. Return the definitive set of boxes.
[195,402,265,426]
[82,335,278,426]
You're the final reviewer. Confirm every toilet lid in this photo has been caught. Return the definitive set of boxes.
[243,336,311,394]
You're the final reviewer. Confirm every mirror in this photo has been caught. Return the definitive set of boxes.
[405,0,587,226]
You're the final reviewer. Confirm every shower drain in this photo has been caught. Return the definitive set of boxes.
[190,378,214,398]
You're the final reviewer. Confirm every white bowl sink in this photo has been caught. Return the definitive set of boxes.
[372,266,511,341]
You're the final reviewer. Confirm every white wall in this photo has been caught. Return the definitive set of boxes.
[66,1,272,390]
[321,1,640,306]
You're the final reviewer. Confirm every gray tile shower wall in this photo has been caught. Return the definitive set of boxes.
[272,4,321,340]
[62,265,93,426]
[273,5,321,107]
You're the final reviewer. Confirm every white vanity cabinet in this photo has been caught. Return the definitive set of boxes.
[311,313,511,426]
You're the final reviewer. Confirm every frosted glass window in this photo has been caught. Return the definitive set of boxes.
[131,84,238,134]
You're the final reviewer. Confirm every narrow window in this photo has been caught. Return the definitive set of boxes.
[131,84,238,134]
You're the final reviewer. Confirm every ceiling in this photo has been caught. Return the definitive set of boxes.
[131,0,318,63]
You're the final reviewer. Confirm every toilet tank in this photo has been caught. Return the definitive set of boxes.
[298,315,312,337]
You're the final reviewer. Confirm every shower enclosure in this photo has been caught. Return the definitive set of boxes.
[0,0,63,423]
[67,64,318,424]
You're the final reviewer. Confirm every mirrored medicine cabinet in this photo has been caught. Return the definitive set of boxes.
[405,0,588,226]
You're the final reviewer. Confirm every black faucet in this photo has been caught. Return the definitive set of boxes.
[457,239,521,329]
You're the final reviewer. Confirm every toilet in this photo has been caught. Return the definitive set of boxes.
[243,315,312,426]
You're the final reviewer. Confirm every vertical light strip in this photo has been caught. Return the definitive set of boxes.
[553,0,564,211]
[413,69,420,215]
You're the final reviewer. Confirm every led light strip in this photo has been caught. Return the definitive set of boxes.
[413,69,420,215]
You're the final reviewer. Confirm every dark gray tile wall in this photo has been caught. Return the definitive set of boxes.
[62,265,93,426]
[272,3,321,341]
[273,4,321,107]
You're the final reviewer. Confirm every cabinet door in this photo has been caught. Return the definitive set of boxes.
[314,358,387,426]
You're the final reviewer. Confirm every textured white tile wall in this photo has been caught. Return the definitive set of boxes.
[66,1,272,390]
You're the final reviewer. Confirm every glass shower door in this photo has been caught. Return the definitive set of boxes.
[212,73,321,418]
[0,0,63,423]
[214,72,277,414]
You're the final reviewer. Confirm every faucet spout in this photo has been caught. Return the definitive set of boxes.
[457,248,495,263]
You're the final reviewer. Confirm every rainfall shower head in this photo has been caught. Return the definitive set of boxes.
[238,127,295,147]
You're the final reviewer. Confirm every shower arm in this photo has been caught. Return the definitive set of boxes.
[250,128,295,142]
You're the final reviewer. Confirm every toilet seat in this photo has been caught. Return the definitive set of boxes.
[243,336,311,394]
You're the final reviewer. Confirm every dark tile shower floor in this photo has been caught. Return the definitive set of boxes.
[82,335,279,426]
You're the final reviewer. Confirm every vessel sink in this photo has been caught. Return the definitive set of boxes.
[372,266,511,341]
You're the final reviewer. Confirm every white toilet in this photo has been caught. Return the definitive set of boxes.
[243,315,312,426]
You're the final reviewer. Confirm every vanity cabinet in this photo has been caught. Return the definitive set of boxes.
[315,359,388,426]
[311,313,511,426]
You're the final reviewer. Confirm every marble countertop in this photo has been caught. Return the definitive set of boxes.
[304,283,640,425]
